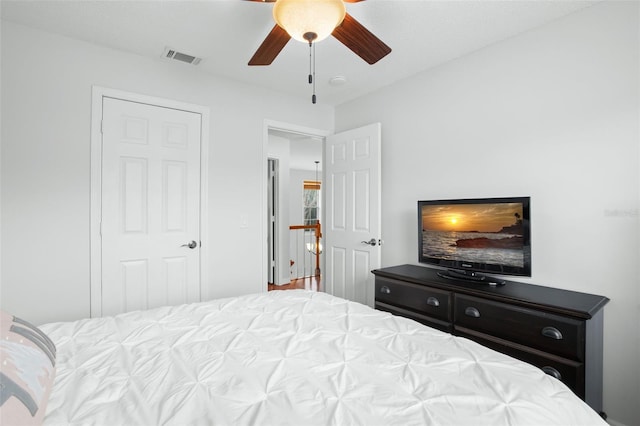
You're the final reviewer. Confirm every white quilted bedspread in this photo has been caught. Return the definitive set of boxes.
[41,290,606,425]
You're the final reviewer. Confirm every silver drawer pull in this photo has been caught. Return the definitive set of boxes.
[464,307,480,318]
[426,297,440,307]
[380,286,391,294]
[541,326,563,340]
[542,366,562,380]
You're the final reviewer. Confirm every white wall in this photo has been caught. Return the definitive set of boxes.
[0,21,334,324]
[335,2,639,425]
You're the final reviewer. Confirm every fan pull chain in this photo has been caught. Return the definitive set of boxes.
[312,42,317,104]
[308,41,313,85]
[308,41,317,104]
[302,32,319,104]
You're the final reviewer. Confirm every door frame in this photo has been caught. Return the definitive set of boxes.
[90,86,210,317]
[262,120,331,291]
[267,158,279,284]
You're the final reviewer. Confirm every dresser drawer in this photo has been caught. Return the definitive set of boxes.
[375,277,451,322]
[375,301,452,333]
[454,294,585,361]
[456,328,585,398]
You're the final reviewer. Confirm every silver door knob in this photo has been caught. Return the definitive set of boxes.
[361,238,377,246]
[181,240,198,249]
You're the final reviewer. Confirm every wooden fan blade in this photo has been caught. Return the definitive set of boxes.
[248,24,291,66]
[332,13,391,65]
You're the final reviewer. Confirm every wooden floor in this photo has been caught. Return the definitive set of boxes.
[268,276,321,292]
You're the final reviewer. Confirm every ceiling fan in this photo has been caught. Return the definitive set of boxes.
[246,0,392,66]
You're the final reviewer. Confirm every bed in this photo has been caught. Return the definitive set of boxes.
[3,290,606,425]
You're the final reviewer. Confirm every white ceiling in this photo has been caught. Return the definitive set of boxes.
[1,0,598,106]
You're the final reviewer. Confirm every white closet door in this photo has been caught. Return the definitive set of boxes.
[100,97,202,316]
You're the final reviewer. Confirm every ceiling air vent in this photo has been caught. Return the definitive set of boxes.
[163,47,202,65]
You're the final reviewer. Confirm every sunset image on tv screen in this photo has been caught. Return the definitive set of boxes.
[421,202,525,267]
[422,203,523,233]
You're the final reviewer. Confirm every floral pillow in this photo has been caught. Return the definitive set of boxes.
[0,311,56,425]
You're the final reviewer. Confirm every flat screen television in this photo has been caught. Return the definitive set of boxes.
[418,196,531,285]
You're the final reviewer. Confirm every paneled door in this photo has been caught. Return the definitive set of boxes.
[98,96,203,316]
[324,123,381,307]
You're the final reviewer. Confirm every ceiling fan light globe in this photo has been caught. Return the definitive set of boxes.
[273,0,346,43]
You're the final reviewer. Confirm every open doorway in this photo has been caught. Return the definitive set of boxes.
[266,127,325,292]
[263,121,382,305]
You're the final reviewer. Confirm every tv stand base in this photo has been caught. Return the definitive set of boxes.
[437,269,506,286]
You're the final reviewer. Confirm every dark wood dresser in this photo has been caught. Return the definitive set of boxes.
[372,264,609,415]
